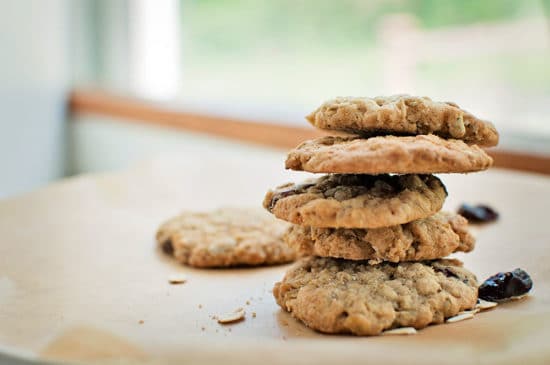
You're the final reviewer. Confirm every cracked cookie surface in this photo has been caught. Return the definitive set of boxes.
[285,212,475,262]
[273,256,478,335]
[285,134,493,174]
[307,95,498,147]
[156,207,298,268]
[263,174,447,229]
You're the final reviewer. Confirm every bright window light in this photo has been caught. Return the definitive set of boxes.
[129,0,181,100]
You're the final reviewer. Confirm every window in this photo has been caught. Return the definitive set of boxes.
[75,0,550,151]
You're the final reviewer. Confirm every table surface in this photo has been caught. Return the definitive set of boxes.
[1,152,549,365]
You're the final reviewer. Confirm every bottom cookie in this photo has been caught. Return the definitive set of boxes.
[273,257,478,335]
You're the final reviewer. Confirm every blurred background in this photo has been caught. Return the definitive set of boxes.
[1,0,549,199]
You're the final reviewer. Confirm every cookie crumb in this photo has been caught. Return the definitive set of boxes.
[138,320,144,324]
[201,326,205,331]
[446,313,474,323]
[217,308,245,324]
[476,299,498,310]
[168,274,187,284]
[382,327,417,336]
[246,300,250,305]
[252,312,257,318]
[198,304,203,309]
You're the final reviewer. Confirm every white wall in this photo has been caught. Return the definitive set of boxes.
[0,0,70,199]
[68,113,287,176]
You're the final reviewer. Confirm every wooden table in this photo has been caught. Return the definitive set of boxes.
[1,153,549,365]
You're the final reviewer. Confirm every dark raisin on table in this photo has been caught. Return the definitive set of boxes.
[458,203,499,223]
[478,268,533,302]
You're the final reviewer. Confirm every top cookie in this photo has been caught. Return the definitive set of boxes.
[156,207,298,268]
[307,95,499,147]
[285,134,493,174]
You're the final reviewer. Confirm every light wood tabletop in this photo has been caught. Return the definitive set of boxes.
[0,152,549,364]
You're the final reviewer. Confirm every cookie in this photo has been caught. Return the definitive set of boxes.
[285,134,493,174]
[307,95,499,147]
[156,207,298,268]
[285,212,475,263]
[263,174,446,229]
[273,257,478,335]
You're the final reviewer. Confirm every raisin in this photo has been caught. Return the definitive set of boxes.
[161,239,174,255]
[478,269,533,302]
[268,183,314,211]
[434,266,460,280]
[458,203,499,223]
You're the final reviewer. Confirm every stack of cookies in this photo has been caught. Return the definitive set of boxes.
[263,95,499,335]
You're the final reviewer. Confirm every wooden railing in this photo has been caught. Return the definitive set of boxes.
[69,89,550,175]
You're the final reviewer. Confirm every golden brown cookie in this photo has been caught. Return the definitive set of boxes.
[156,207,298,268]
[285,212,475,263]
[273,256,478,335]
[285,134,493,174]
[307,95,499,147]
[263,174,447,229]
